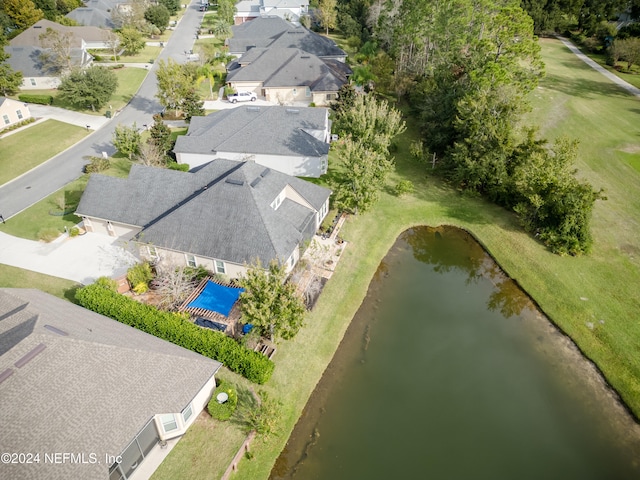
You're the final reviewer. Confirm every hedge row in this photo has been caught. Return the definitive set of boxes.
[75,284,274,384]
[18,94,53,105]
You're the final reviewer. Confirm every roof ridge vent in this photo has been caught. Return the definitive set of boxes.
[225,178,244,186]
[44,324,69,336]
[14,343,47,368]
[0,368,14,385]
[250,176,262,188]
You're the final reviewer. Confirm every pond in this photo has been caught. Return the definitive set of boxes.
[270,226,640,480]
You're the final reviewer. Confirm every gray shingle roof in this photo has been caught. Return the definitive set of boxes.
[228,16,345,59]
[4,45,90,76]
[9,19,108,48]
[174,105,329,157]
[76,160,331,266]
[0,288,220,480]
[226,47,350,92]
[65,0,121,28]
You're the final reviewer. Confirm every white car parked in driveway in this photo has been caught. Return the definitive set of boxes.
[227,91,257,103]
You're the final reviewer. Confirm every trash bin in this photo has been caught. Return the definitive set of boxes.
[105,110,111,118]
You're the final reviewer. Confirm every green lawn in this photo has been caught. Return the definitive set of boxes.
[0,120,88,186]
[578,47,640,90]
[119,45,163,64]
[0,158,132,240]
[0,263,80,301]
[15,67,148,115]
[153,37,640,479]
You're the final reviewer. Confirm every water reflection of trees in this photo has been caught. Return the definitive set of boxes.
[402,226,530,318]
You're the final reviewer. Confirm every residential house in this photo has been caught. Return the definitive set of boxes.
[174,105,331,177]
[66,0,131,29]
[228,16,346,62]
[226,47,351,105]
[6,20,100,89]
[75,160,331,277]
[234,0,309,24]
[0,288,222,480]
[0,97,31,130]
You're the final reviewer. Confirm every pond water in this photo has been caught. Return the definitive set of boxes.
[270,226,640,480]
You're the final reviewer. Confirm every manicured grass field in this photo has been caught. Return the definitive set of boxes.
[0,264,80,301]
[0,120,88,186]
[152,37,640,480]
[0,158,132,241]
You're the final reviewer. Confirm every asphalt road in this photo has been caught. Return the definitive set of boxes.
[0,1,207,219]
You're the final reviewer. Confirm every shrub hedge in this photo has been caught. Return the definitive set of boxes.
[207,380,238,421]
[18,94,54,105]
[75,284,274,384]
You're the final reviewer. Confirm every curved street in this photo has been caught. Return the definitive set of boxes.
[0,0,206,219]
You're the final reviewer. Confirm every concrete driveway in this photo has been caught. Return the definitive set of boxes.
[0,230,138,285]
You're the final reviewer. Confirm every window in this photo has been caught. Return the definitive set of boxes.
[185,254,196,268]
[271,192,283,210]
[305,86,311,97]
[147,245,158,258]
[2,115,9,125]
[159,414,178,434]
[215,260,225,274]
[182,403,193,423]
[30,78,36,86]
[16,110,23,119]
[326,93,335,101]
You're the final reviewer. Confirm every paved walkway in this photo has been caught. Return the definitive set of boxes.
[0,230,138,285]
[556,36,640,98]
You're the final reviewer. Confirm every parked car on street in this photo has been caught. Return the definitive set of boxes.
[227,91,257,103]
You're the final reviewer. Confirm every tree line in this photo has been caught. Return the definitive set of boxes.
[330,0,607,255]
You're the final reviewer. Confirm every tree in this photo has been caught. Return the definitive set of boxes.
[333,93,406,154]
[34,0,56,20]
[317,0,337,35]
[113,123,142,159]
[118,28,145,56]
[209,18,232,39]
[38,27,75,75]
[0,36,22,96]
[156,59,197,116]
[158,0,180,15]
[182,89,204,122]
[238,260,306,342]
[616,37,640,71]
[137,142,167,167]
[57,66,118,111]
[241,390,283,437]
[217,0,236,25]
[333,136,394,214]
[144,4,170,33]
[148,113,174,155]
[3,0,43,31]
[111,0,146,29]
[104,30,120,62]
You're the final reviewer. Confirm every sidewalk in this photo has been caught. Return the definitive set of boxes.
[0,230,138,285]
[556,36,640,98]
[27,104,112,130]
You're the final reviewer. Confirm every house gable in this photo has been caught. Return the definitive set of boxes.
[0,288,221,480]
[76,160,331,272]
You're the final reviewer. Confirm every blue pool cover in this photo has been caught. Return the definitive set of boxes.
[187,281,244,317]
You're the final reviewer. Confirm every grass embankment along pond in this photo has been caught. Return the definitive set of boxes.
[153,37,640,479]
[0,120,88,186]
